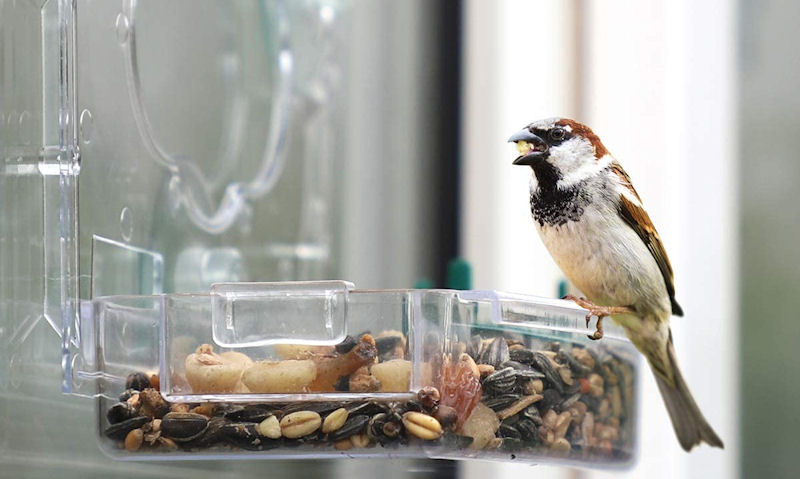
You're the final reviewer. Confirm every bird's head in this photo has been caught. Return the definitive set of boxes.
[509,118,610,184]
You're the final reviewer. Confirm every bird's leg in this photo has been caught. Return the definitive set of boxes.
[562,295,635,340]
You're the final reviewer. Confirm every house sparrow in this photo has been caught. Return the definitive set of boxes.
[509,118,723,451]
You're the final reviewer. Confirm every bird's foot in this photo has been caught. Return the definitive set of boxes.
[561,295,634,340]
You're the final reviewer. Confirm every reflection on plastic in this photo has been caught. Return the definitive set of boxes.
[121,0,293,234]
[210,280,352,348]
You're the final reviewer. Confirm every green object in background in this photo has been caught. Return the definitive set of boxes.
[413,277,435,289]
[446,258,472,290]
[558,278,569,299]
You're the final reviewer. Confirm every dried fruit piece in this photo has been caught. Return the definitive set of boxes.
[438,357,482,429]
[458,353,480,379]
[459,403,500,449]
[349,366,381,392]
[308,334,377,391]
[139,388,169,418]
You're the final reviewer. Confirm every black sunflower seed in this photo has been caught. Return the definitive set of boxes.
[224,405,274,423]
[498,423,522,440]
[532,352,565,394]
[538,388,563,413]
[161,412,209,442]
[107,402,138,424]
[184,416,227,448]
[509,349,536,365]
[480,337,510,368]
[104,415,149,441]
[483,394,521,411]
[482,367,517,395]
[516,418,538,442]
[220,422,262,450]
[328,415,370,442]
[125,372,151,391]
[335,335,358,354]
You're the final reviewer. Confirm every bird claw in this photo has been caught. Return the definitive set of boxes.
[563,295,606,341]
[585,313,604,340]
[587,325,604,341]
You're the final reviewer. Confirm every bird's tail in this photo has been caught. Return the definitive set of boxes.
[649,330,724,451]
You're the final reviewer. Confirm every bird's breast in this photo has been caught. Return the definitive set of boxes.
[536,201,670,317]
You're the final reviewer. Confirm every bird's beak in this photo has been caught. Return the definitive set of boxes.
[509,129,548,165]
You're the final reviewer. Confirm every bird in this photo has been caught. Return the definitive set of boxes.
[508,117,723,451]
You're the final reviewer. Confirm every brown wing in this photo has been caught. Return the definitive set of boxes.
[610,161,643,202]
[614,168,684,316]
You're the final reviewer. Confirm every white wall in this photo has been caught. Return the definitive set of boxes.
[461,1,738,478]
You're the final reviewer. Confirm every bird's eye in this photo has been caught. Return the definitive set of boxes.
[550,128,566,141]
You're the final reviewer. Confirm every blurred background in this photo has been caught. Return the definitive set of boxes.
[0,0,797,478]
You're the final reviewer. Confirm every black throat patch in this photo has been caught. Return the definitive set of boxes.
[529,162,587,227]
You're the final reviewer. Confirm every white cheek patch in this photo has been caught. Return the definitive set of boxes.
[550,139,610,188]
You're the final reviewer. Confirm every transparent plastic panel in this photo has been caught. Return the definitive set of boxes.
[92,296,163,395]
[210,281,352,348]
[91,235,164,298]
[92,283,638,467]
[74,0,349,298]
[58,0,353,396]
